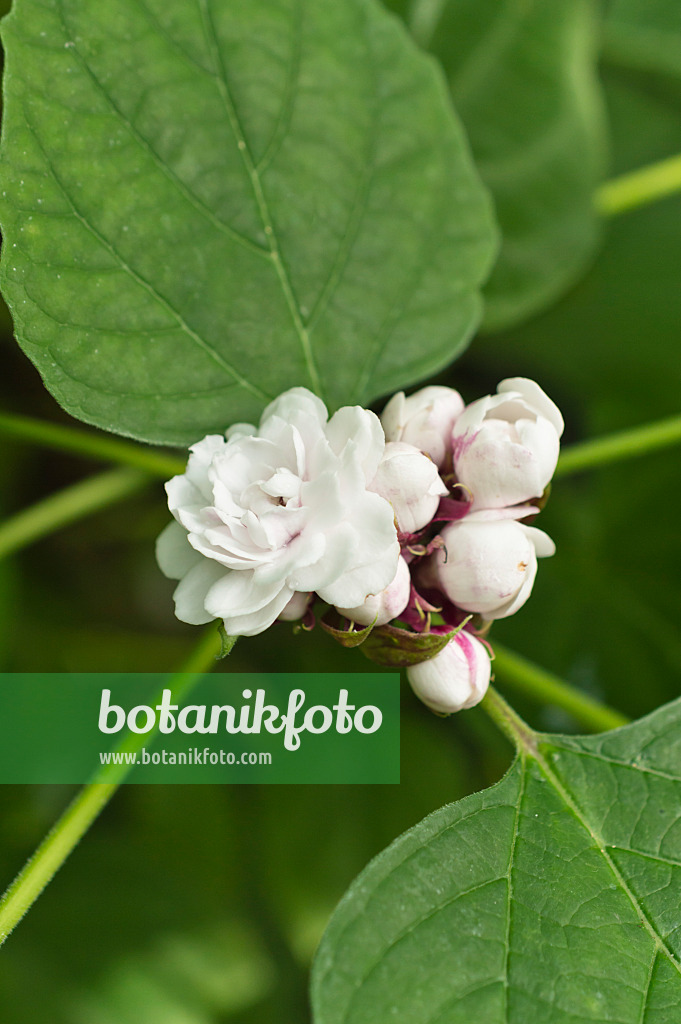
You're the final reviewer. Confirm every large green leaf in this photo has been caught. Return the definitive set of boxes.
[392,0,606,331]
[605,0,681,81]
[312,695,681,1023]
[0,0,495,445]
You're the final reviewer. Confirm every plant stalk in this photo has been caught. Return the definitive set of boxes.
[491,644,629,733]
[0,626,223,946]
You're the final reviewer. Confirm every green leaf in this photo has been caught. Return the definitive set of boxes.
[0,0,495,446]
[605,0,681,81]
[399,0,606,330]
[311,695,681,1023]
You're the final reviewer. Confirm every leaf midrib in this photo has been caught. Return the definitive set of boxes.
[197,0,324,400]
[533,739,681,985]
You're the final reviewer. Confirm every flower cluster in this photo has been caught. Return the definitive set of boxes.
[157,378,562,716]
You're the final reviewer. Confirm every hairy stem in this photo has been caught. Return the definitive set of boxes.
[0,467,151,561]
[0,626,223,946]
[556,413,681,477]
[492,643,629,732]
[0,410,184,477]
[596,153,681,217]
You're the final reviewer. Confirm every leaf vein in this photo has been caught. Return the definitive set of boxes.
[22,111,269,404]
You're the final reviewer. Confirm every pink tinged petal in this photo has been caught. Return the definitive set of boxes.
[156,521,202,580]
[336,554,411,626]
[325,406,385,482]
[380,391,406,442]
[172,561,226,625]
[453,403,560,510]
[498,377,564,437]
[434,519,538,619]
[278,591,313,622]
[406,633,491,714]
[383,386,465,466]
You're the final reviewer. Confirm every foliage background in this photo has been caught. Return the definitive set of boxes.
[1,0,681,1020]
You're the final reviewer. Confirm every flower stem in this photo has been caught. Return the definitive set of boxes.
[556,413,681,477]
[0,467,151,561]
[596,152,681,217]
[491,643,629,732]
[0,625,223,946]
[480,685,538,756]
[0,410,184,477]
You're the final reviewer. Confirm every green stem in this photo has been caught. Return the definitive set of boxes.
[0,626,223,946]
[0,411,184,477]
[556,413,681,477]
[481,685,538,756]
[596,152,681,217]
[0,467,151,561]
[491,643,629,733]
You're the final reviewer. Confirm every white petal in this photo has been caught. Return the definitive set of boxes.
[520,525,556,558]
[498,377,564,437]
[156,521,202,580]
[379,391,406,442]
[326,406,385,481]
[173,561,226,625]
[221,585,295,637]
[204,569,287,619]
[261,387,328,429]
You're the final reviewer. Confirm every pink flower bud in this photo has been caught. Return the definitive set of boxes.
[370,442,448,534]
[278,591,313,622]
[452,377,564,509]
[406,631,491,713]
[336,555,411,627]
[430,518,555,620]
[381,386,465,467]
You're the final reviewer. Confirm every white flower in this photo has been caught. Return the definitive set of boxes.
[406,632,491,713]
[278,591,312,622]
[380,386,465,467]
[336,554,411,627]
[156,388,400,637]
[370,441,448,534]
[426,516,555,620]
[452,377,564,509]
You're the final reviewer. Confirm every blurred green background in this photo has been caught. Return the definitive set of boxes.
[1,0,681,1020]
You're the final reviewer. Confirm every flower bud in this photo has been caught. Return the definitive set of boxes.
[406,631,491,713]
[452,377,564,509]
[278,591,312,622]
[336,555,411,627]
[381,386,465,467]
[429,518,555,620]
[370,442,448,534]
